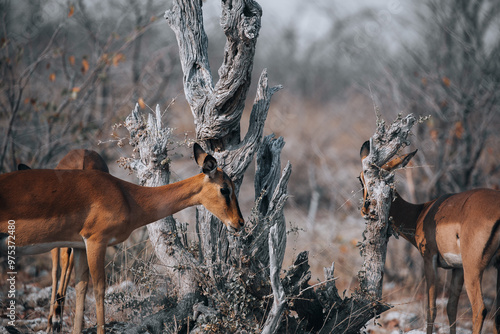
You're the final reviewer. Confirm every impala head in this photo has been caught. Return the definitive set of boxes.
[359,140,417,216]
[193,143,244,232]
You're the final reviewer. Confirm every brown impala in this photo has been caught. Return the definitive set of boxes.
[359,140,500,334]
[44,149,109,333]
[0,143,244,334]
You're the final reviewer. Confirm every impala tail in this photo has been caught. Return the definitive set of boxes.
[483,219,500,261]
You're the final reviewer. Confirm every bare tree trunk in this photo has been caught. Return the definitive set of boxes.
[165,0,282,287]
[125,105,199,298]
[358,114,416,299]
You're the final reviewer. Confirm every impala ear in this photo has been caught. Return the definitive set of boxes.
[18,163,31,170]
[383,149,418,171]
[360,140,370,160]
[193,143,218,177]
[202,155,217,177]
[194,143,208,166]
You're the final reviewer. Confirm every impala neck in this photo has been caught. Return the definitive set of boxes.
[128,173,205,229]
[389,191,424,247]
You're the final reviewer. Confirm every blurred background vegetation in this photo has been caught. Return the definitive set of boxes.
[1,0,500,330]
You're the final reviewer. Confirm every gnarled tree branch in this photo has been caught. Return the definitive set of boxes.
[358,113,417,299]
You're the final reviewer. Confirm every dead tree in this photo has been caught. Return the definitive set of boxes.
[272,115,417,333]
[358,114,416,299]
[121,0,290,331]
[120,1,417,333]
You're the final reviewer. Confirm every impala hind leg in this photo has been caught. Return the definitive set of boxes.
[47,249,61,333]
[425,258,438,334]
[86,240,107,334]
[464,268,486,334]
[72,248,89,334]
[54,248,74,331]
[447,268,464,334]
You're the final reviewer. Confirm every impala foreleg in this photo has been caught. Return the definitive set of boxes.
[447,268,464,334]
[86,240,107,334]
[72,249,89,334]
[425,258,438,334]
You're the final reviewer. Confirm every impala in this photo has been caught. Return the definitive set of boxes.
[359,140,500,334]
[19,149,109,333]
[45,149,109,333]
[0,143,244,334]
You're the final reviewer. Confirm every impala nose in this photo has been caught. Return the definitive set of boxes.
[226,219,244,232]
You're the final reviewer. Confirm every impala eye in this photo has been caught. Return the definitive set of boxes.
[220,187,230,196]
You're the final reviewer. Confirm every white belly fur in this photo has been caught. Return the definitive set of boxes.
[439,252,463,268]
[16,241,86,256]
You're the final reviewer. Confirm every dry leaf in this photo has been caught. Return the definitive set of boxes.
[68,5,75,18]
[138,98,146,109]
[49,73,56,82]
[81,58,89,74]
[112,53,125,67]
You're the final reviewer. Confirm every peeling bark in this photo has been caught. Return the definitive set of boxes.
[165,0,268,150]
[125,104,199,298]
[166,0,283,290]
[358,114,417,299]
